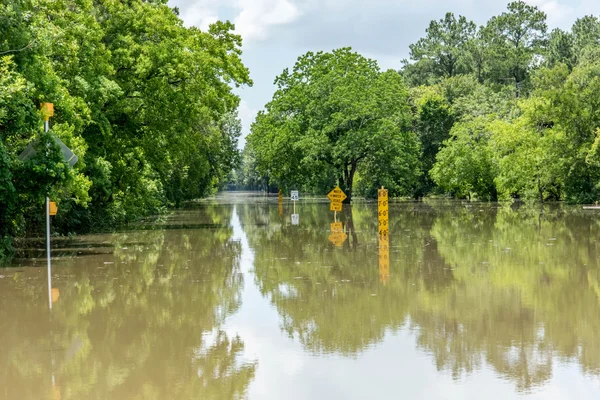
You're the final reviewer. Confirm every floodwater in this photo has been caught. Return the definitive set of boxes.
[2,193,600,399]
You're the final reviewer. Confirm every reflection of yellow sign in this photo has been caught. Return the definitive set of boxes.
[378,188,389,237]
[379,234,390,283]
[52,288,60,303]
[52,384,61,400]
[49,201,58,216]
[330,202,342,212]
[329,222,348,247]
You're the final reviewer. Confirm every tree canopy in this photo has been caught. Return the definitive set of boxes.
[246,48,420,200]
[0,0,251,259]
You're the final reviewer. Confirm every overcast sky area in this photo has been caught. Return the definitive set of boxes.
[167,0,600,148]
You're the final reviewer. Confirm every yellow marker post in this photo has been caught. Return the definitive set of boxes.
[377,187,389,237]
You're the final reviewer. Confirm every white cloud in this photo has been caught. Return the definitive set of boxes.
[234,0,302,42]
[171,0,303,42]
[237,99,258,149]
[171,0,227,29]
[527,0,575,28]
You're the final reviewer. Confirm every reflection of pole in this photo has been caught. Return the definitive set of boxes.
[47,196,52,310]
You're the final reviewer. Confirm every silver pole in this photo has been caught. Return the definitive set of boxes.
[45,119,52,310]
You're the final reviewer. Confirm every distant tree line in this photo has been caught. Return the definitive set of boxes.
[0,0,251,260]
[239,1,600,205]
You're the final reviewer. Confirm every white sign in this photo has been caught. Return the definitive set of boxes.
[291,214,299,225]
[291,190,299,201]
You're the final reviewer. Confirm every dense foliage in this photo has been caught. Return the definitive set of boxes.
[0,0,251,259]
[245,48,420,201]
[241,1,600,206]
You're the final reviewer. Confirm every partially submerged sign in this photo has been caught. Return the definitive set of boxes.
[19,136,79,167]
[291,214,299,225]
[327,186,347,203]
[328,186,346,212]
[330,202,342,212]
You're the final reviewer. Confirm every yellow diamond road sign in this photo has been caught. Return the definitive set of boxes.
[327,187,347,203]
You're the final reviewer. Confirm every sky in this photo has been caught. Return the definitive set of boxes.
[167,0,600,148]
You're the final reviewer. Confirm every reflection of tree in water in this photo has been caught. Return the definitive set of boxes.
[240,201,600,391]
[238,202,435,355]
[0,205,256,400]
[419,206,600,390]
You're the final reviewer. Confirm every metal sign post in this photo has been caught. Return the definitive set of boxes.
[43,104,53,310]
[290,190,299,214]
[21,103,78,310]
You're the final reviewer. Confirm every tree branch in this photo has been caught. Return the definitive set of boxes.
[0,41,35,56]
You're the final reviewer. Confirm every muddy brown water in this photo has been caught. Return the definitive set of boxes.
[1,193,600,399]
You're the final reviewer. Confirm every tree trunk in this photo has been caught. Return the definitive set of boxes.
[343,205,358,250]
[341,161,357,203]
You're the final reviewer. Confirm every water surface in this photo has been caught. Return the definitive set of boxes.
[2,194,600,399]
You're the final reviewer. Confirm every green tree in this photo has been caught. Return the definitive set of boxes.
[484,1,548,97]
[488,101,565,202]
[0,0,252,258]
[404,13,476,84]
[410,86,454,195]
[547,28,575,70]
[431,118,497,200]
[247,48,419,200]
[572,15,600,60]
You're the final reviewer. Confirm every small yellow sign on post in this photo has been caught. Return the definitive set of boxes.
[49,201,58,216]
[329,222,348,247]
[330,202,342,212]
[41,102,54,121]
